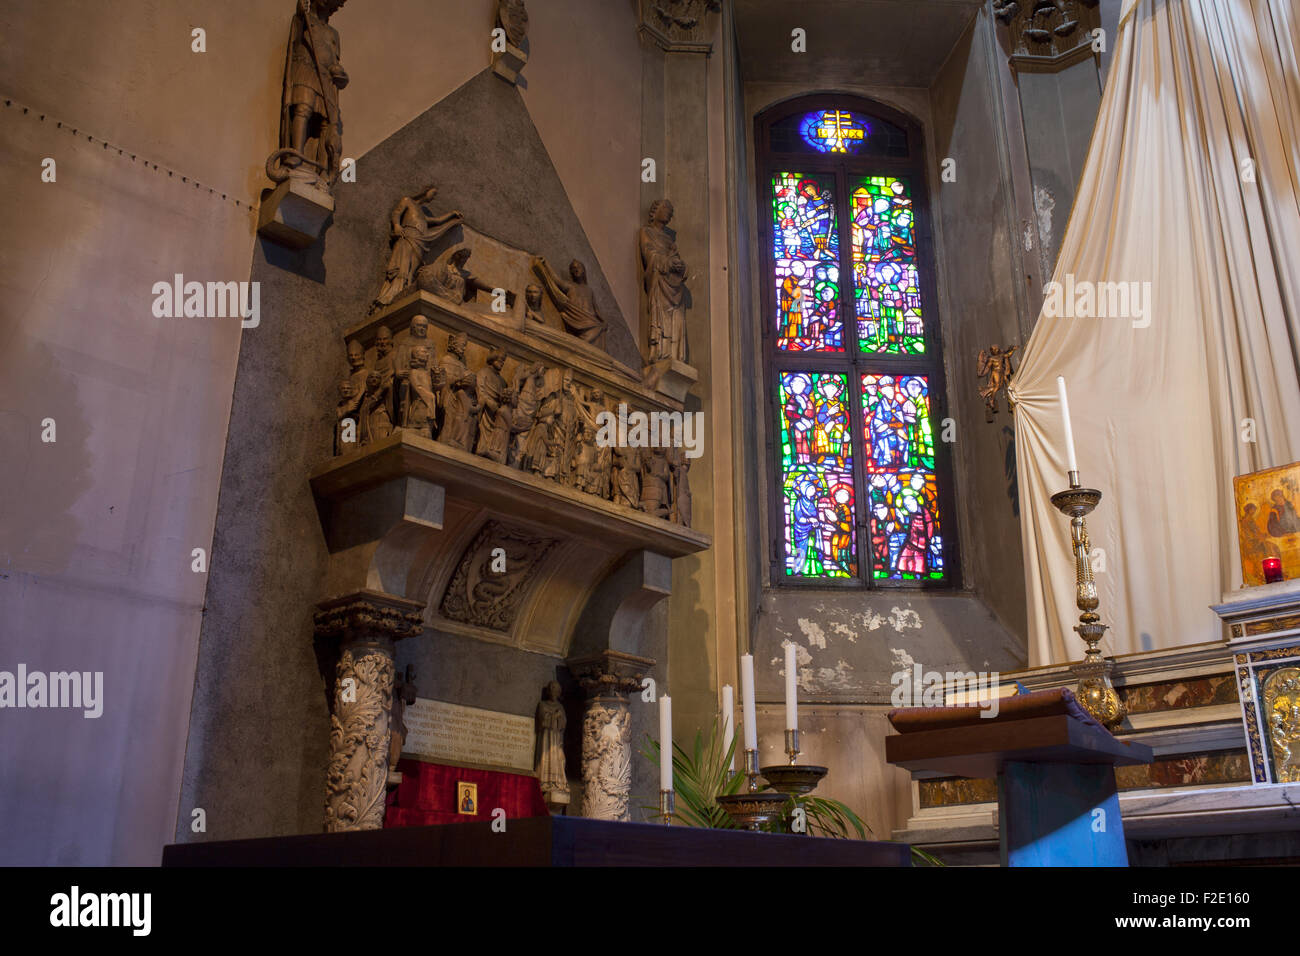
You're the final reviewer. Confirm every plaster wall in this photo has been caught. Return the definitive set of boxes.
[0,0,644,864]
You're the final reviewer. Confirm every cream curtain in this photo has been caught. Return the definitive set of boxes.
[1009,0,1300,666]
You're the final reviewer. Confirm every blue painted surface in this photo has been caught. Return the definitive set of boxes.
[998,761,1128,867]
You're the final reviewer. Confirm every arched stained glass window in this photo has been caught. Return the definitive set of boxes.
[757,96,958,587]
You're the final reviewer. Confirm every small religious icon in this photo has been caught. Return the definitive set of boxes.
[977,344,1018,422]
[457,782,478,815]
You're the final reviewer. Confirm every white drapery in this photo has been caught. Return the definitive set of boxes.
[1009,0,1300,666]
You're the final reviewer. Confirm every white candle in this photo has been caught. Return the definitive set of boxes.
[659,694,672,791]
[1057,375,1079,477]
[740,654,758,752]
[721,684,735,770]
[784,642,799,731]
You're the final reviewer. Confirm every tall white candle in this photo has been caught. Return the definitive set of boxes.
[784,642,799,731]
[740,654,758,751]
[1056,375,1079,477]
[721,684,735,770]
[659,694,672,791]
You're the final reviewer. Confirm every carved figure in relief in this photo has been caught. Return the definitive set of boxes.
[527,369,579,484]
[612,446,641,509]
[372,325,397,421]
[535,679,569,809]
[541,423,565,480]
[508,362,547,469]
[345,339,369,394]
[571,424,601,495]
[640,446,672,518]
[370,186,463,313]
[668,446,692,527]
[436,331,478,450]
[335,379,360,455]
[524,284,546,325]
[418,247,498,308]
[403,346,438,438]
[640,199,688,364]
[359,370,393,445]
[394,315,435,425]
[474,348,514,464]
[267,0,349,192]
[531,257,607,348]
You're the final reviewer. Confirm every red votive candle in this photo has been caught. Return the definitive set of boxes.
[1263,557,1284,584]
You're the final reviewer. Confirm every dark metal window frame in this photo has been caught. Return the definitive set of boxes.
[755,94,961,590]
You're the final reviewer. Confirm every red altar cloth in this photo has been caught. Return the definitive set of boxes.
[384,759,550,827]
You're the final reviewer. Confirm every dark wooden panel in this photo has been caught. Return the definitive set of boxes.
[162,817,910,867]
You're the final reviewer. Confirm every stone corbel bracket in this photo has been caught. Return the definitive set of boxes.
[258,179,335,250]
[310,432,709,656]
[315,473,447,602]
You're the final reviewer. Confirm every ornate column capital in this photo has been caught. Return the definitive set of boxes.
[569,649,656,700]
[637,0,720,55]
[314,589,426,647]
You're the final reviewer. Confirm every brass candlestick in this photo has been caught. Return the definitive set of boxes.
[658,789,674,826]
[744,748,762,792]
[1050,470,1125,730]
[784,728,799,764]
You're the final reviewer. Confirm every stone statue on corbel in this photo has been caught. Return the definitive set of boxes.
[639,200,699,402]
[534,680,570,813]
[387,665,418,789]
[258,0,350,248]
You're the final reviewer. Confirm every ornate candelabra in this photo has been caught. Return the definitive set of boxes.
[1050,470,1125,730]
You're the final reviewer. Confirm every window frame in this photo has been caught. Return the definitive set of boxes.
[755,94,961,590]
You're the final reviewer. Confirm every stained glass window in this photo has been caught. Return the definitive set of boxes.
[761,98,951,587]
[800,110,869,153]
[772,173,842,351]
[861,375,942,580]
[852,176,924,354]
[777,372,856,577]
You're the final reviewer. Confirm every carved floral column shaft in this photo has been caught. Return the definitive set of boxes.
[570,650,655,821]
[314,590,425,832]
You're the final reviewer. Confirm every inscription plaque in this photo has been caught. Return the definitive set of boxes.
[401,697,536,773]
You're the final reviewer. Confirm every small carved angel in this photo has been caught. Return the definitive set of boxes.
[977,344,1018,423]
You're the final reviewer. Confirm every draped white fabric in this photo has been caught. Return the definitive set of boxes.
[1009,0,1300,666]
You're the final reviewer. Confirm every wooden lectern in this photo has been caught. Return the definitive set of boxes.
[886,688,1152,866]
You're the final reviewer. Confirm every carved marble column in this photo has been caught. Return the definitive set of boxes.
[569,650,655,821]
[314,590,425,832]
